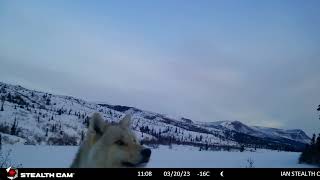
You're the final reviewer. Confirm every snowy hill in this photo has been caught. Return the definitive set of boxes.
[0,82,310,151]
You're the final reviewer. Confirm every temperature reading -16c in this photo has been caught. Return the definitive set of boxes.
[198,171,211,176]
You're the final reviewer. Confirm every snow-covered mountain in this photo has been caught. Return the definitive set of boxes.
[0,82,310,151]
[200,121,310,144]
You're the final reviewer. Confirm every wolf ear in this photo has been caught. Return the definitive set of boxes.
[89,113,107,135]
[119,114,131,128]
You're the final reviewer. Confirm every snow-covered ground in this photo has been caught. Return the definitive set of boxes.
[1,145,315,168]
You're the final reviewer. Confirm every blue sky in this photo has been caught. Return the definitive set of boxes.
[0,0,319,135]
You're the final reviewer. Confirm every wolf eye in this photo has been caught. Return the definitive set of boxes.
[115,140,125,146]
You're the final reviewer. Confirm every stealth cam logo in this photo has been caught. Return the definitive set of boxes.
[6,167,18,180]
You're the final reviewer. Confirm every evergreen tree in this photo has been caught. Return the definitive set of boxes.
[299,104,320,166]
[46,98,50,105]
[7,93,12,102]
[10,118,18,135]
[57,109,62,115]
[316,133,320,150]
[0,134,2,150]
[240,145,245,152]
[311,134,316,145]
[0,95,4,111]
[81,131,85,142]
[83,117,89,128]
[205,143,209,151]
[168,137,173,149]
[51,124,55,132]
[318,104,320,120]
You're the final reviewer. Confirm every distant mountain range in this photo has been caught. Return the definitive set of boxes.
[0,82,310,151]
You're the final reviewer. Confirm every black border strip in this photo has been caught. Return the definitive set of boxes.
[1,168,319,179]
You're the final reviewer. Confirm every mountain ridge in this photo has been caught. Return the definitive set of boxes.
[0,81,310,151]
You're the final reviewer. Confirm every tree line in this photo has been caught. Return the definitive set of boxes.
[299,105,320,166]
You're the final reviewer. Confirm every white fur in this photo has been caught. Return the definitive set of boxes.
[71,113,151,168]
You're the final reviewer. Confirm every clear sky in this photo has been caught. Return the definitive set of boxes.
[0,0,319,135]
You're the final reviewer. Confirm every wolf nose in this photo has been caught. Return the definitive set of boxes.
[141,148,151,158]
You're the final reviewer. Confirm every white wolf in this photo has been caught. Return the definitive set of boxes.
[71,113,151,168]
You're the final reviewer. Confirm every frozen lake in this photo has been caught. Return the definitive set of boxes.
[1,145,315,168]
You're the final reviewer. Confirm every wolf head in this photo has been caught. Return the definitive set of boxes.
[80,113,151,168]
